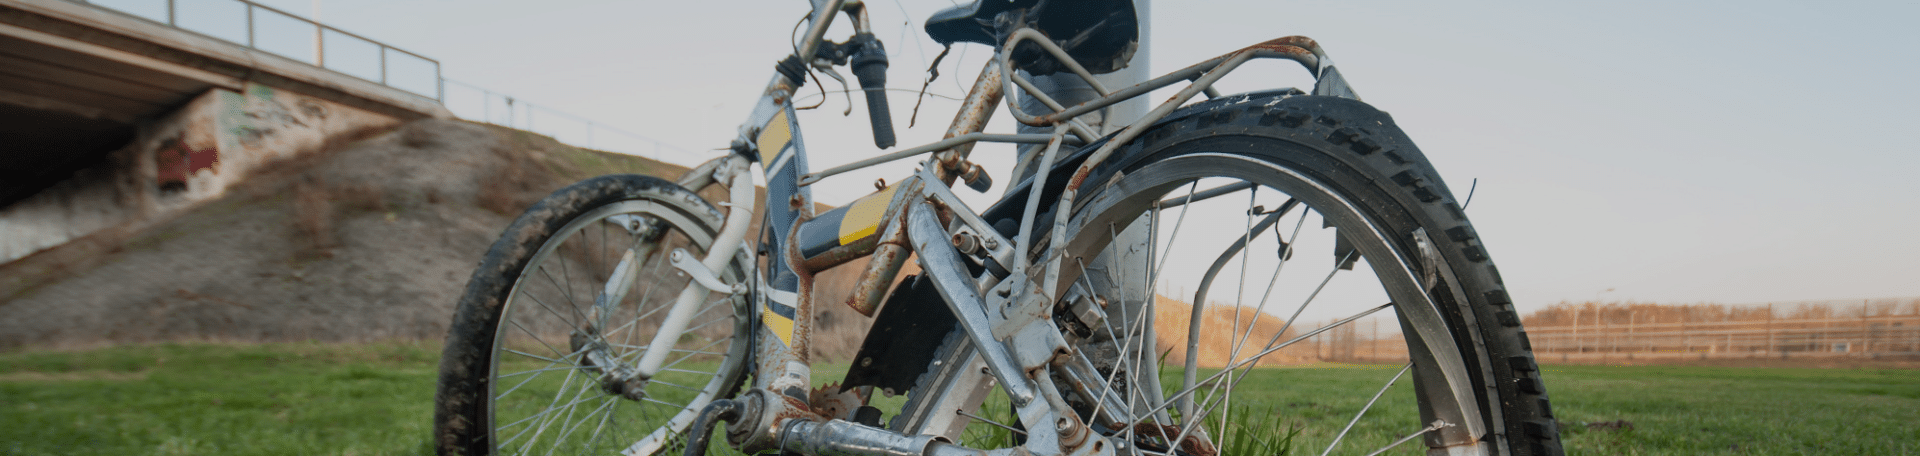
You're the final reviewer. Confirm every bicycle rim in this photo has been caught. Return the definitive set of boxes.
[486,198,748,456]
[1036,151,1503,456]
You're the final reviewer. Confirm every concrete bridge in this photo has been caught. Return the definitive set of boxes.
[1,0,452,263]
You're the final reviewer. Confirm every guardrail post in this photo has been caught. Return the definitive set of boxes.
[166,0,175,25]
[312,0,324,67]
[379,47,388,84]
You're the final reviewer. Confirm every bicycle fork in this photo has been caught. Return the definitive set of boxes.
[579,155,758,402]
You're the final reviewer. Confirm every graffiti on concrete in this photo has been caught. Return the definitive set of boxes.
[154,137,219,192]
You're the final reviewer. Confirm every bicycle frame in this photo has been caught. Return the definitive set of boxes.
[625,1,1494,455]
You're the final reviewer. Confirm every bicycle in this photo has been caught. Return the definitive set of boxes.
[433,1,1562,455]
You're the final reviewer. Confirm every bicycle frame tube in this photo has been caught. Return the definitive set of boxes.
[697,5,1397,451]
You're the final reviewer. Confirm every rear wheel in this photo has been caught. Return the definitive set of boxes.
[435,175,752,456]
[956,95,1559,455]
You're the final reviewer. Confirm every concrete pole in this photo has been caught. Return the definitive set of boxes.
[1015,0,1157,397]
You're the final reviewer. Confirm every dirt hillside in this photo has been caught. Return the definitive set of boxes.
[0,120,674,347]
[0,121,1309,367]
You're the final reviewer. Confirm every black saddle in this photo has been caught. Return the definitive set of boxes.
[924,0,1140,75]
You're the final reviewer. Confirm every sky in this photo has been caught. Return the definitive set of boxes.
[89,0,1920,316]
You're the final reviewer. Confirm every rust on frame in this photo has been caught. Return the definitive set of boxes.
[933,60,1006,180]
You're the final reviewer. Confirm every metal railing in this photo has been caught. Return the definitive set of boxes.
[70,0,707,166]
[72,0,442,101]
[439,79,707,167]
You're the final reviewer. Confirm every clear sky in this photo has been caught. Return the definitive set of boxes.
[96,0,1920,315]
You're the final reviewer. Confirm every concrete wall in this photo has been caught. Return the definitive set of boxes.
[0,82,401,263]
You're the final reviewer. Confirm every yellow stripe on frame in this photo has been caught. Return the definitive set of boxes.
[837,185,896,246]
[757,110,791,169]
[762,307,795,347]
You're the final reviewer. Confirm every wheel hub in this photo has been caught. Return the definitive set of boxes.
[571,330,649,400]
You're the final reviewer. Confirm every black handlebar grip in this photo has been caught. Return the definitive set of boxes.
[850,36,895,149]
[860,85,895,150]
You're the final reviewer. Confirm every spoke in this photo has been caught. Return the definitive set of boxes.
[1157,181,1256,209]
[1320,363,1414,456]
[1085,233,1178,448]
[535,264,588,327]
[1225,205,1307,361]
[518,287,580,331]
[599,217,610,279]
[1363,421,1448,456]
[605,345,729,358]
[505,320,568,359]
[1075,258,1128,428]
[1179,197,1297,419]
[1145,181,1200,293]
[956,410,1026,436]
[580,396,621,454]
[621,239,679,346]
[499,366,589,448]
[518,368,603,455]
[497,346,593,400]
[602,297,727,349]
[1179,227,1342,433]
[651,333,732,371]
[1158,303,1392,419]
[556,238,582,311]
[1218,186,1260,439]
[504,346,565,365]
[543,396,618,456]
[498,364,599,379]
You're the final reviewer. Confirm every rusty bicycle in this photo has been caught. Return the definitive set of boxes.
[433,1,1561,455]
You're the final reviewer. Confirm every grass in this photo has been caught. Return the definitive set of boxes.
[0,342,439,456]
[2,343,1916,455]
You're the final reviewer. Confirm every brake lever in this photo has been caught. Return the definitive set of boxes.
[812,63,855,116]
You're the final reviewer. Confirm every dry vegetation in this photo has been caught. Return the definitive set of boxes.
[1153,295,1308,367]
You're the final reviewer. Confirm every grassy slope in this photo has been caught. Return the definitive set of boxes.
[3,343,1915,455]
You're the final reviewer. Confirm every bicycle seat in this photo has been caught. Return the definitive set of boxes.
[923,1,1011,47]
[924,0,1139,75]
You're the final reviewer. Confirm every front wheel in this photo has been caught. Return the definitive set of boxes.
[1029,95,1560,456]
[434,175,752,456]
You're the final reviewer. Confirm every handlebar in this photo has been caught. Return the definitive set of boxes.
[849,34,895,149]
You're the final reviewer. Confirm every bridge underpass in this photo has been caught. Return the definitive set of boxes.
[0,0,448,262]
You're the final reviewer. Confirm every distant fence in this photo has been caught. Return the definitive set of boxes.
[1236,302,1920,365]
[438,79,707,167]
[1527,314,1920,361]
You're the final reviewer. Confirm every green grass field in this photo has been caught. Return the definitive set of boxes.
[2,342,1915,455]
